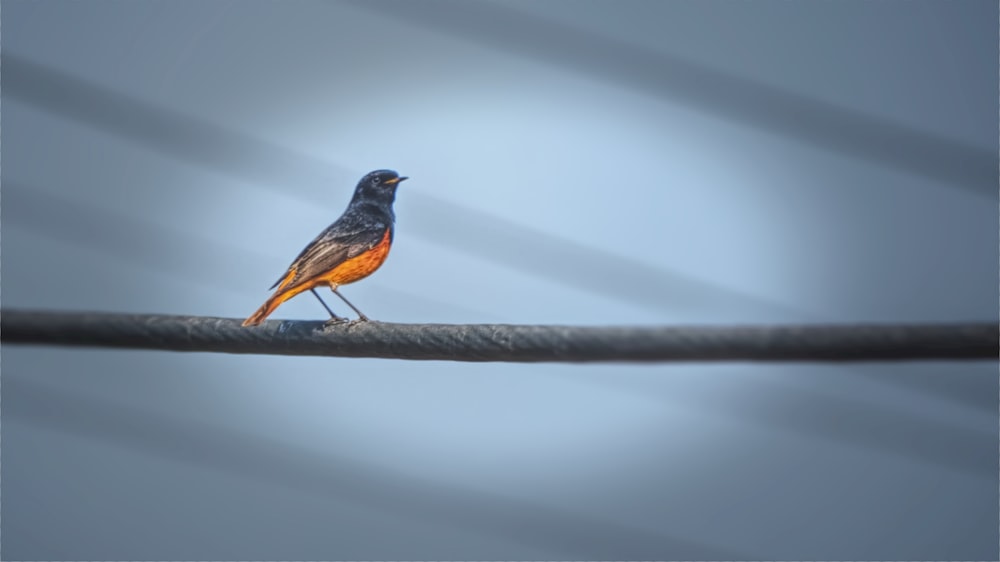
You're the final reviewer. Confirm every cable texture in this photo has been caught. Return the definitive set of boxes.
[2,309,996,363]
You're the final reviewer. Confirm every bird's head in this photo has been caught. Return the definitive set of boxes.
[353,169,408,205]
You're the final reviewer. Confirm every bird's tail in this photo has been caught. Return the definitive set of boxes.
[243,296,280,327]
[242,287,301,327]
[243,266,308,327]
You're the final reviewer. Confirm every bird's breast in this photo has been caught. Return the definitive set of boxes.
[320,229,393,286]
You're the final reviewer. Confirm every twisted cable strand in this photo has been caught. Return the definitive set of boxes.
[2,309,996,363]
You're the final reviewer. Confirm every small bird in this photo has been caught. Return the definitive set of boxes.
[242,169,407,327]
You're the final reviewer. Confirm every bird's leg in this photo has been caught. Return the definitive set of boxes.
[330,285,369,322]
[311,288,346,324]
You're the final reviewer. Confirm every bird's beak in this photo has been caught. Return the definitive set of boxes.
[385,176,408,185]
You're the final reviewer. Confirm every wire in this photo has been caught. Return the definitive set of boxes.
[3,309,996,363]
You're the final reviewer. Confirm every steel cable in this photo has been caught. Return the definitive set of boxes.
[3,309,996,362]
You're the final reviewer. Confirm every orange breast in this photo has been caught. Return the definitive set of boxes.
[320,229,393,286]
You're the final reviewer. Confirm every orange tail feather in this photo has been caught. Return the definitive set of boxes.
[242,299,277,327]
[242,287,302,327]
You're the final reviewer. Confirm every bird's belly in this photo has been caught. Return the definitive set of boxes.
[321,230,392,286]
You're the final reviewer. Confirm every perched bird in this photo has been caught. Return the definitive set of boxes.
[242,169,407,327]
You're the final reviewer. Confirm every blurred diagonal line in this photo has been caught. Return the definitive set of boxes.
[405,193,798,319]
[738,380,998,478]
[590,372,997,479]
[347,0,997,195]
[5,376,754,560]
[2,57,345,192]
[2,184,262,290]
[2,53,801,320]
[3,184,491,320]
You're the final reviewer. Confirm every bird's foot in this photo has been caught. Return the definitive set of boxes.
[324,316,349,326]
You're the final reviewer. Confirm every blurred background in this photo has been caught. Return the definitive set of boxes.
[2,0,997,559]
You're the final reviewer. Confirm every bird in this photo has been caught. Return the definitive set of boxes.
[242,169,407,327]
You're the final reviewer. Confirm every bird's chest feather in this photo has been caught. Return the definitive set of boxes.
[321,229,393,286]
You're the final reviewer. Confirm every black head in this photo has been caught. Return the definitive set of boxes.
[351,169,408,207]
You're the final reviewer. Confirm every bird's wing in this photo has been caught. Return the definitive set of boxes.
[269,219,389,292]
